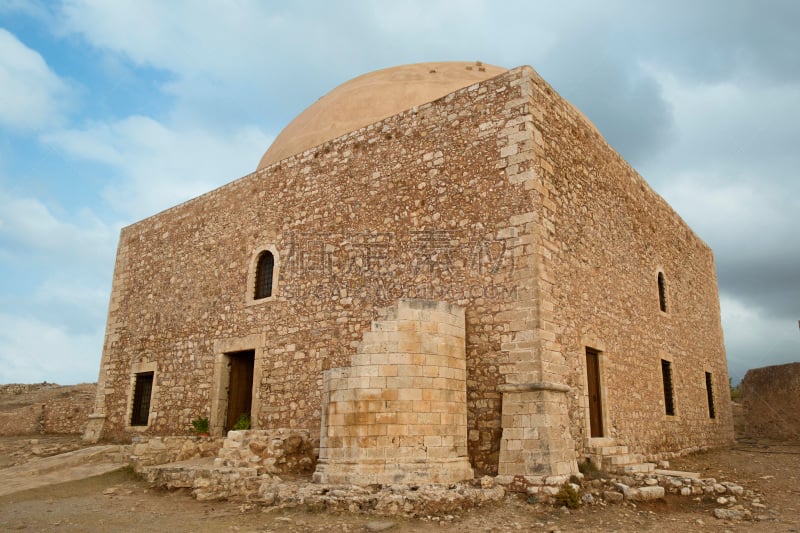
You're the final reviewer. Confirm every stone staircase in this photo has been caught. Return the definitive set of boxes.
[586,438,655,474]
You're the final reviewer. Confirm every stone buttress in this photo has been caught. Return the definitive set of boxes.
[313,299,474,485]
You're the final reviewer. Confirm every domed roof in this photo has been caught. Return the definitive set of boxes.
[257,61,507,169]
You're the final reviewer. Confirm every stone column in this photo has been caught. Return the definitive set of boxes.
[495,75,578,480]
[497,382,577,479]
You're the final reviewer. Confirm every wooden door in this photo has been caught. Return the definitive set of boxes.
[226,350,255,431]
[585,348,604,438]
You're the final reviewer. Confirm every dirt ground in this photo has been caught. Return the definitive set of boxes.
[0,436,798,532]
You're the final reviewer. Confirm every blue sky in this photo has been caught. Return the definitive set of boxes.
[0,0,798,385]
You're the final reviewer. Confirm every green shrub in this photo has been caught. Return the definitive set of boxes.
[554,483,581,509]
[233,413,251,430]
[191,416,209,434]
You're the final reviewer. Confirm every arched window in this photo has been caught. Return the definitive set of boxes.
[657,272,667,312]
[254,251,275,299]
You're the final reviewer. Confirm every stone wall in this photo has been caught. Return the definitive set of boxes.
[0,383,95,436]
[91,67,533,474]
[314,299,473,485]
[129,435,223,469]
[740,362,800,440]
[518,69,735,454]
[216,429,317,474]
[89,64,732,474]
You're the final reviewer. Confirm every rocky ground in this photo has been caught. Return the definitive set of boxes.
[0,435,798,532]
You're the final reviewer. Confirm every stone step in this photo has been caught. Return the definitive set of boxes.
[604,453,645,466]
[654,468,700,479]
[587,437,617,447]
[141,457,261,494]
[619,462,656,474]
[139,457,215,487]
[588,445,629,456]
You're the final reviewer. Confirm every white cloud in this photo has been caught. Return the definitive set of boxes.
[0,189,117,265]
[60,0,282,76]
[0,185,116,342]
[0,312,102,384]
[0,28,71,130]
[42,116,273,219]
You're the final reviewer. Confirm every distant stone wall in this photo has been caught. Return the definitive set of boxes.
[0,404,41,435]
[0,383,95,436]
[740,363,800,440]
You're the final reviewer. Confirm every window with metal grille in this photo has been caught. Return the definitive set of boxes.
[661,359,675,416]
[254,251,274,299]
[705,371,716,419]
[130,372,154,426]
[658,272,668,312]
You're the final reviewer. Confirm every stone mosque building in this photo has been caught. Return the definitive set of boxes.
[84,62,734,484]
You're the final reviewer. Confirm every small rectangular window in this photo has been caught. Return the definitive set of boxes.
[705,371,716,419]
[130,372,154,426]
[661,360,675,416]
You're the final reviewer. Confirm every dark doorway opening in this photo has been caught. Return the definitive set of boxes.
[585,347,604,438]
[705,371,716,419]
[130,371,154,426]
[226,350,255,431]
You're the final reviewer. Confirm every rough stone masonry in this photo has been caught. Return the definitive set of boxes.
[84,62,733,483]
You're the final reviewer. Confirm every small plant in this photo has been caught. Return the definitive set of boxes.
[191,416,209,435]
[232,413,250,430]
[554,483,581,509]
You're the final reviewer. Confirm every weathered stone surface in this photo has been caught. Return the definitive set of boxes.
[654,469,700,479]
[634,486,665,501]
[0,383,95,436]
[741,362,800,440]
[364,521,397,532]
[313,300,473,485]
[129,436,223,469]
[603,490,624,503]
[217,429,316,474]
[713,508,745,520]
[86,63,733,479]
[723,482,744,496]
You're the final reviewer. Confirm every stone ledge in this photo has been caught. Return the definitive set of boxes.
[498,382,571,393]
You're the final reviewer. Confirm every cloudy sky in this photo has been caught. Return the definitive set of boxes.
[0,0,797,385]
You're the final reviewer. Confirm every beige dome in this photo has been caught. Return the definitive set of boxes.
[257,61,507,169]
